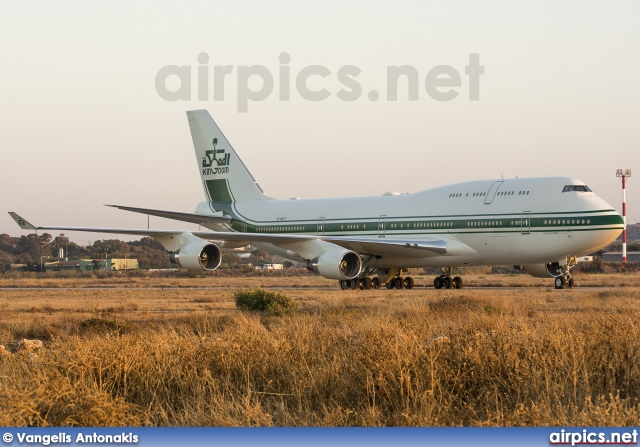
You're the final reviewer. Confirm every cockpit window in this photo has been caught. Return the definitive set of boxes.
[562,185,592,193]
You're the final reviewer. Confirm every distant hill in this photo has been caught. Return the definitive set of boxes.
[616,223,640,241]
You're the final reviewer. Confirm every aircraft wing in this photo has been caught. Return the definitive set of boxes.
[191,232,448,256]
[8,212,317,245]
[9,212,448,258]
[320,236,447,257]
[105,205,231,226]
[8,212,188,237]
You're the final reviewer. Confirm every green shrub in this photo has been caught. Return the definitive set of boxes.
[79,318,122,335]
[234,288,298,316]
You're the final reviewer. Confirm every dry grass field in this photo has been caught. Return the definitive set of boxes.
[1,272,639,426]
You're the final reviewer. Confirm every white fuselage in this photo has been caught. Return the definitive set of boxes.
[200,177,622,269]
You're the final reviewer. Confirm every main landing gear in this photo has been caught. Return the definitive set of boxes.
[384,276,415,290]
[554,257,577,290]
[338,267,466,290]
[338,268,415,290]
[339,275,416,290]
[433,267,463,290]
[340,276,380,290]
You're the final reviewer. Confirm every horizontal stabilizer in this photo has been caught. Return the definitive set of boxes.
[106,205,230,226]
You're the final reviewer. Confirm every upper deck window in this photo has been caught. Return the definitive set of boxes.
[562,185,592,193]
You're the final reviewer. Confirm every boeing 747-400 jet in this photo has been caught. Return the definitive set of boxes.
[10,110,624,289]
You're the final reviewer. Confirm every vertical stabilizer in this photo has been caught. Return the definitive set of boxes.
[187,110,272,203]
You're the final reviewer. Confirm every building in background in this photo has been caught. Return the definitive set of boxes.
[44,258,139,271]
[257,263,284,270]
[602,252,640,262]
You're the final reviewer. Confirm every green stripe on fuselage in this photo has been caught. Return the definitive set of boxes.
[222,211,623,234]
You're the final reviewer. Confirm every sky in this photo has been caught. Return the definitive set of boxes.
[1,1,639,244]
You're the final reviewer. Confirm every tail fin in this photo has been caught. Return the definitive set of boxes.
[187,110,272,203]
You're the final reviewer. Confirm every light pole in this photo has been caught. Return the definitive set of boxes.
[616,169,632,262]
[40,255,49,273]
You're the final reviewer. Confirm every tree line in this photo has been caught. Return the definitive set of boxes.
[0,233,286,272]
[0,233,174,272]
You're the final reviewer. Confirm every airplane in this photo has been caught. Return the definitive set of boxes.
[9,110,624,290]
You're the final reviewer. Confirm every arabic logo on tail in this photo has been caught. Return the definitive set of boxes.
[202,137,230,175]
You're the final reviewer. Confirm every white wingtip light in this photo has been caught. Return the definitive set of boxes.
[8,212,37,230]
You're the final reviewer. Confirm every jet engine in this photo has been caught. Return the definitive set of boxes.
[169,241,222,271]
[306,249,362,280]
[523,262,563,278]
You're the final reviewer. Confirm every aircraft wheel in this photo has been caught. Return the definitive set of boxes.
[350,278,359,290]
[372,277,380,289]
[394,277,404,289]
[452,276,463,289]
[568,277,575,289]
[404,277,414,289]
[362,277,373,290]
[554,276,565,289]
[340,280,348,290]
[385,281,395,289]
[434,277,443,289]
[443,277,453,289]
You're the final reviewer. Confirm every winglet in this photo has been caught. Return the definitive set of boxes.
[8,212,37,230]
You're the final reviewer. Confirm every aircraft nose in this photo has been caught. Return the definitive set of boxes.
[598,195,624,222]
[610,201,624,223]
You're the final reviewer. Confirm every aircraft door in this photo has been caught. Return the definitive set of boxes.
[317,217,325,235]
[484,181,504,204]
[378,215,387,238]
[521,211,531,234]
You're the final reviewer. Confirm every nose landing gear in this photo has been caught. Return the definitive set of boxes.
[554,257,577,290]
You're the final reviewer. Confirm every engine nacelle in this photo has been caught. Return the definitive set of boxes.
[523,262,563,278]
[306,249,362,280]
[169,241,222,271]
